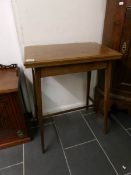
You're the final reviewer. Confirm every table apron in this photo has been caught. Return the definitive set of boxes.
[40,61,108,77]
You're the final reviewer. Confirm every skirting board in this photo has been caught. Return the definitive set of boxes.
[43,100,92,116]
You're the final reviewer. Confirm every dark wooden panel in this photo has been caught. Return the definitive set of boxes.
[0,66,30,149]
[95,0,131,114]
[120,7,131,87]
[102,0,126,50]
[127,0,131,6]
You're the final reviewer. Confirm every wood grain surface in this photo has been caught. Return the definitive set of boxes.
[24,42,122,68]
[0,69,18,94]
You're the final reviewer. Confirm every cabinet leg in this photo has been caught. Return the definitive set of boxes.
[104,62,112,134]
[34,68,45,153]
[86,71,91,110]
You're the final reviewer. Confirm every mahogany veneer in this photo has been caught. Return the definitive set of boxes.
[0,65,30,149]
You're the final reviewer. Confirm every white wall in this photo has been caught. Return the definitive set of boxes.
[0,0,31,112]
[0,0,22,65]
[12,0,107,115]
[13,0,107,46]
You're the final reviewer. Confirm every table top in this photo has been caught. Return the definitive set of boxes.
[24,42,122,68]
[0,68,18,94]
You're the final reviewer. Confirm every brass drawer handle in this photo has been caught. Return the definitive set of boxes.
[121,41,127,54]
[17,130,24,138]
[119,1,124,6]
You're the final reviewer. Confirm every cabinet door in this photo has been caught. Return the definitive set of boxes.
[0,95,14,130]
[0,93,27,141]
[120,7,131,89]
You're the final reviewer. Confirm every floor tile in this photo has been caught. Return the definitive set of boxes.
[24,125,69,175]
[0,164,23,175]
[28,117,53,129]
[84,112,131,175]
[0,145,23,169]
[127,129,131,135]
[113,111,131,129]
[65,141,116,175]
[54,111,94,148]
[44,117,54,125]
[81,108,95,116]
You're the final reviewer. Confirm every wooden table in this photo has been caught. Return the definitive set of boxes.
[24,42,122,153]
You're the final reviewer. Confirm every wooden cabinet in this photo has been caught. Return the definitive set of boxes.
[95,0,131,114]
[0,64,30,149]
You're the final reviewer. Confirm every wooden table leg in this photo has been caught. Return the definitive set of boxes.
[32,68,38,119]
[86,71,91,109]
[34,68,45,153]
[104,62,112,134]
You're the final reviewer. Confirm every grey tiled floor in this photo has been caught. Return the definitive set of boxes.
[0,109,131,175]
